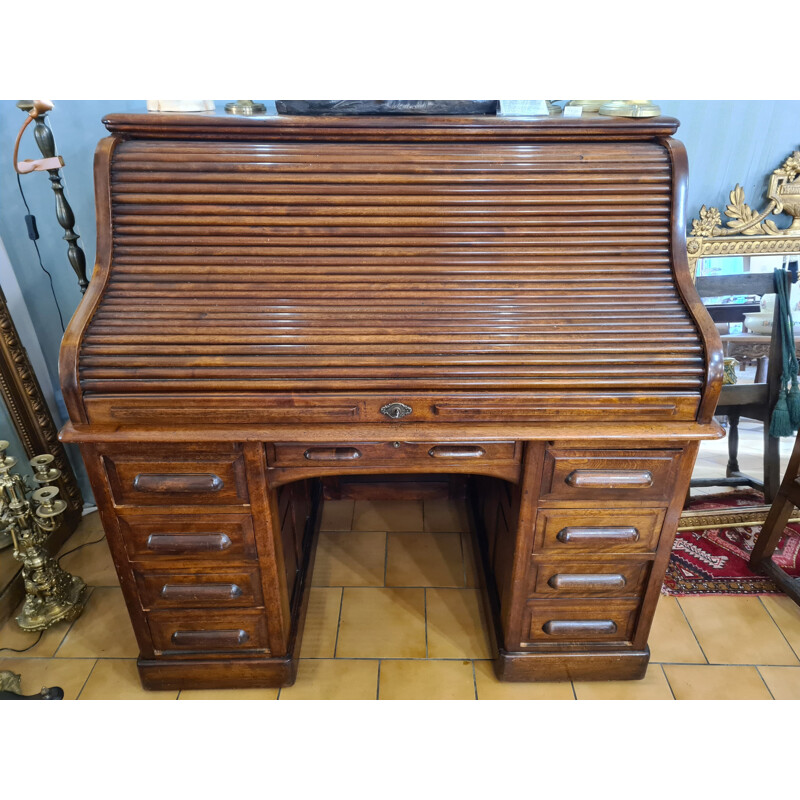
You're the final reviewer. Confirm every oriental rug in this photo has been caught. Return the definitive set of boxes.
[663,490,800,595]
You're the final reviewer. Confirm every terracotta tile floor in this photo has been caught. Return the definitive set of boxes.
[2,420,800,699]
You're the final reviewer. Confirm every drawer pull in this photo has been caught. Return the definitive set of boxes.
[542,619,617,636]
[547,573,627,590]
[170,629,250,648]
[428,445,486,459]
[556,526,639,544]
[133,473,224,494]
[303,447,361,461]
[565,469,653,489]
[160,583,243,602]
[146,533,232,554]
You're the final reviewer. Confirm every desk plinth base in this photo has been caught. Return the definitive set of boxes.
[493,648,650,682]
[138,655,299,691]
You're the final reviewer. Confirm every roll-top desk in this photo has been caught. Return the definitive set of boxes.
[59,113,723,690]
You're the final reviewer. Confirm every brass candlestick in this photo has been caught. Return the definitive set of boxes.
[0,441,87,631]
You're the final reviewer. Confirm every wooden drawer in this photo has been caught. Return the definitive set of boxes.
[521,599,641,646]
[147,609,270,654]
[527,558,651,598]
[539,447,683,505]
[268,440,519,467]
[134,567,263,610]
[533,508,666,553]
[119,513,258,563]
[102,445,248,506]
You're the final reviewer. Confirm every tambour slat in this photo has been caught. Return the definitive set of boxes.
[79,137,705,401]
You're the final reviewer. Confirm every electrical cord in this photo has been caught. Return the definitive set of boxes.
[15,173,66,333]
[0,535,105,652]
[56,534,106,564]
[0,629,44,653]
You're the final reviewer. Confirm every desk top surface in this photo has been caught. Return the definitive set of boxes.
[102,113,681,142]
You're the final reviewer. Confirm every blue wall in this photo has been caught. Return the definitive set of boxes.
[0,99,798,501]
[658,100,800,229]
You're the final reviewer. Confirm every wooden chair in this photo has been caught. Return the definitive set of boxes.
[692,271,786,503]
[749,426,800,605]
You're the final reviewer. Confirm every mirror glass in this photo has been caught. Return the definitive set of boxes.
[696,254,793,276]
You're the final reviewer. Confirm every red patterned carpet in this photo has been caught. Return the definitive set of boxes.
[663,490,800,595]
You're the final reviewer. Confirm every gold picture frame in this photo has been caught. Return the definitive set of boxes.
[0,284,83,624]
[682,146,800,532]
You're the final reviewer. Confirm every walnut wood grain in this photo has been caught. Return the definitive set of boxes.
[522,598,641,645]
[530,559,651,597]
[147,608,270,653]
[134,567,263,609]
[120,514,258,563]
[536,508,666,553]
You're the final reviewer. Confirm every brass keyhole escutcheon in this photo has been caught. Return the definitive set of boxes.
[380,402,412,420]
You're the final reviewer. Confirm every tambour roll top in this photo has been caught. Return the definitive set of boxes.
[62,113,720,428]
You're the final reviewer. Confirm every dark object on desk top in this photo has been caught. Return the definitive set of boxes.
[275,100,498,115]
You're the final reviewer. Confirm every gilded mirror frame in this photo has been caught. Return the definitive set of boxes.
[0,285,83,624]
[682,147,800,531]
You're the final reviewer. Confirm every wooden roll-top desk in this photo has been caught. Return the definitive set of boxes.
[59,112,723,689]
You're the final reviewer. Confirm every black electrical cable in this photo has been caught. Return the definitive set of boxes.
[0,629,44,653]
[15,173,66,333]
[56,534,106,563]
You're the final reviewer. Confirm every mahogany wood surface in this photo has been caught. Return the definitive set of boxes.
[59,113,722,689]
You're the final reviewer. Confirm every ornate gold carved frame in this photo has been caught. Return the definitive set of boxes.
[681,147,800,531]
[687,149,800,278]
[0,285,83,624]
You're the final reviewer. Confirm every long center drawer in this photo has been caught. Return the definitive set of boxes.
[268,440,519,466]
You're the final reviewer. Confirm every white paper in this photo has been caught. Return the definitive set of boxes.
[498,100,550,116]
[563,105,583,118]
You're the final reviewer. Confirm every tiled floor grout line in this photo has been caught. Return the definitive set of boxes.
[756,595,800,661]
[459,530,468,587]
[754,665,776,699]
[660,664,677,699]
[76,657,99,700]
[423,589,429,659]
[52,585,97,658]
[332,587,345,659]
[471,660,478,700]
[382,531,388,587]
[376,659,381,700]
[674,597,711,665]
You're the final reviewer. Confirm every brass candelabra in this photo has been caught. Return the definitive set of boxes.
[0,440,87,630]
